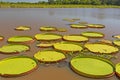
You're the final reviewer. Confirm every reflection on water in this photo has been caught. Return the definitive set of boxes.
[0,8,120,80]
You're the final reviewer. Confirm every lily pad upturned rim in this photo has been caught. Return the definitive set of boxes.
[7,36,34,43]
[0,36,4,41]
[70,24,88,28]
[35,33,62,41]
[34,50,66,63]
[81,31,104,38]
[53,41,83,52]
[15,26,31,31]
[87,24,105,28]
[70,55,115,78]
[0,44,30,54]
[40,26,57,31]
[0,56,38,77]
[115,63,120,77]
[84,43,119,54]
[63,35,89,42]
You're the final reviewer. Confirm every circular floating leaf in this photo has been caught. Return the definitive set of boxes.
[98,39,112,45]
[15,26,31,31]
[0,56,37,77]
[57,28,67,32]
[81,31,104,38]
[53,42,83,52]
[70,24,88,28]
[113,40,120,46]
[36,43,53,48]
[8,36,34,43]
[113,35,120,39]
[70,56,114,78]
[85,43,119,54]
[63,18,75,22]
[34,50,66,63]
[40,26,56,31]
[87,24,105,28]
[0,36,4,41]
[115,63,120,77]
[63,35,88,42]
[35,33,62,41]
[0,44,30,54]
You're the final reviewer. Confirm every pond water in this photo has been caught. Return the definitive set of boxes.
[0,8,120,80]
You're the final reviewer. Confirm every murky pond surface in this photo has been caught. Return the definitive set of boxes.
[0,8,120,80]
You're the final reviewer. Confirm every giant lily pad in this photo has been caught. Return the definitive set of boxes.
[81,31,104,38]
[70,24,88,28]
[53,42,83,52]
[0,56,37,77]
[34,50,66,63]
[63,35,88,42]
[8,36,34,43]
[87,24,105,28]
[70,56,114,78]
[85,43,119,54]
[115,63,120,77]
[0,44,30,54]
[15,26,31,31]
[35,33,62,41]
[0,36,4,41]
[113,40,120,46]
[112,35,120,39]
[36,43,53,48]
[40,26,56,31]
[57,28,67,32]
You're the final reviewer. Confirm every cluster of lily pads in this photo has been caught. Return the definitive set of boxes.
[0,20,120,79]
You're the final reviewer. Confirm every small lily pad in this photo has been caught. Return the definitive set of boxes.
[0,56,38,77]
[0,44,30,54]
[70,24,88,28]
[98,39,112,45]
[8,36,34,43]
[85,43,119,54]
[40,26,56,31]
[0,36,4,41]
[81,31,104,38]
[63,35,88,42]
[115,63,120,77]
[57,28,67,32]
[70,56,114,78]
[112,35,120,39]
[35,33,62,41]
[113,40,120,46]
[53,42,83,52]
[87,24,105,28]
[15,26,31,31]
[34,50,66,63]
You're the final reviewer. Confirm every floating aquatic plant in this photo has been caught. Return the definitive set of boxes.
[70,24,88,28]
[40,26,56,31]
[0,56,38,77]
[70,55,115,78]
[87,24,105,28]
[15,26,31,31]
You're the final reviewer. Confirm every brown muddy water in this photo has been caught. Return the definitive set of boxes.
[0,8,120,80]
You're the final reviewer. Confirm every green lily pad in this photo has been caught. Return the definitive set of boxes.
[113,40,120,46]
[70,24,88,28]
[8,36,34,43]
[53,42,83,52]
[34,50,66,63]
[85,43,119,54]
[36,43,53,48]
[112,35,120,39]
[0,56,37,77]
[40,26,56,31]
[115,63,120,77]
[15,26,31,31]
[81,31,104,38]
[63,35,88,42]
[57,28,67,32]
[0,36,4,41]
[98,39,112,45]
[70,56,114,78]
[35,33,62,41]
[0,44,30,54]
[87,24,105,28]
